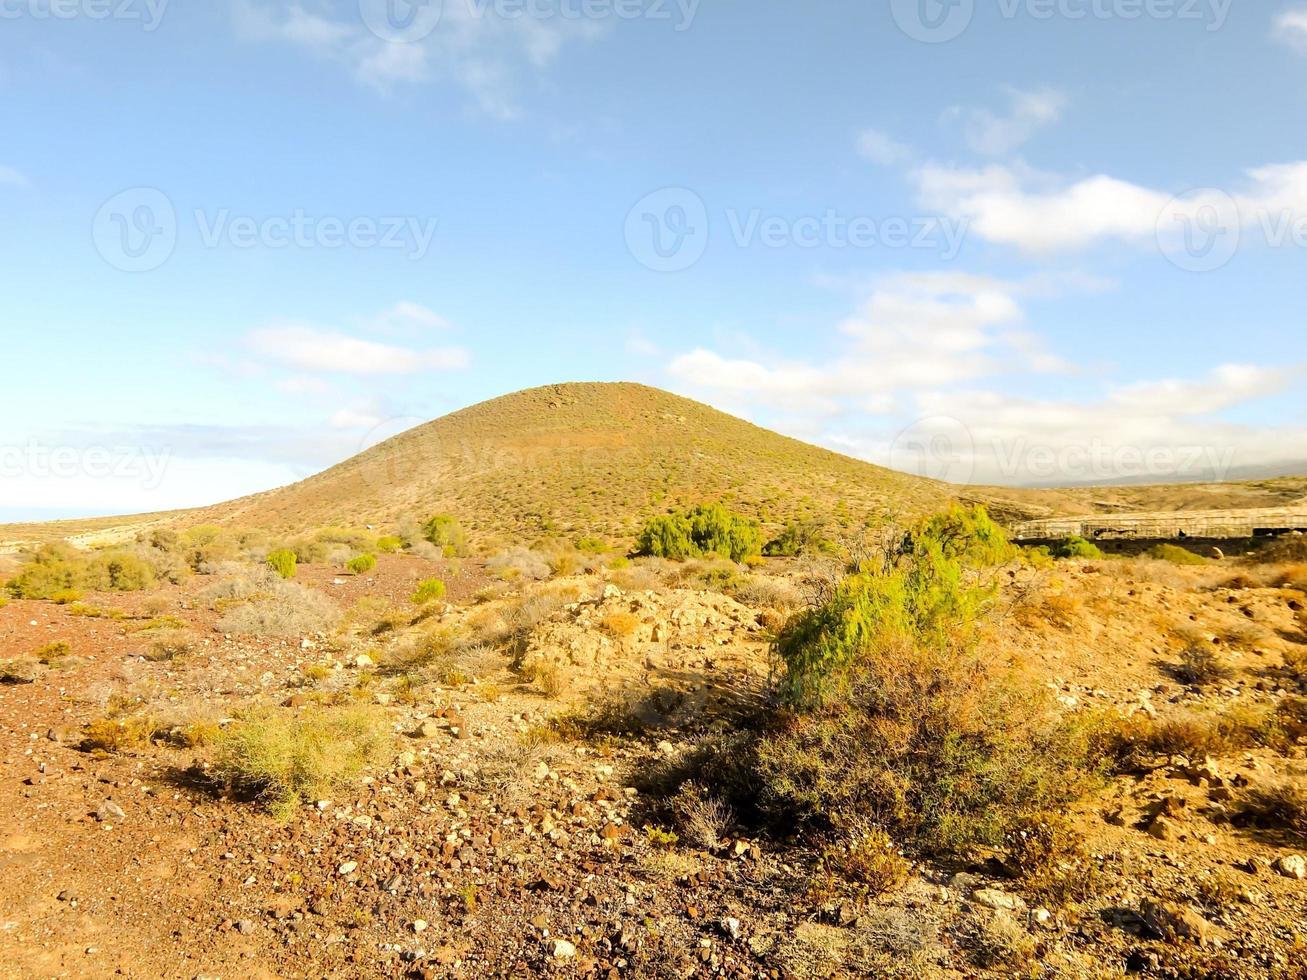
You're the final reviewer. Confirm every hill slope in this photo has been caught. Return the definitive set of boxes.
[193,383,959,541]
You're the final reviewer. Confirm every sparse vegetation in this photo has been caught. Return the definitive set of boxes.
[422,514,468,557]
[214,705,392,820]
[1147,543,1209,565]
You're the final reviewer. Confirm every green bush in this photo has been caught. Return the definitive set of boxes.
[1050,536,1103,560]
[574,535,607,555]
[346,553,377,575]
[411,578,447,605]
[752,532,1089,857]
[375,535,404,554]
[423,514,468,557]
[637,503,762,562]
[908,504,1016,567]
[266,549,298,580]
[6,543,156,599]
[1145,543,1208,565]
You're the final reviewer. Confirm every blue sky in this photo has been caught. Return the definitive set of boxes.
[2,0,1306,520]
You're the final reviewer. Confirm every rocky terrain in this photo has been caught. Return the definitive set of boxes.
[0,540,1304,979]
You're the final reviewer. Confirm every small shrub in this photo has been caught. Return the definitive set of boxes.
[215,705,392,820]
[346,553,377,575]
[486,546,552,581]
[411,578,447,605]
[637,503,762,562]
[908,504,1016,567]
[601,611,640,640]
[375,535,404,554]
[266,549,298,580]
[1050,536,1103,560]
[1005,813,1099,905]
[575,535,607,555]
[422,514,468,557]
[764,521,832,558]
[82,714,158,753]
[526,660,568,698]
[817,828,910,899]
[671,782,734,851]
[1169,642,1235,686]
[146,631,194,663]
[1146,543,1208,566]
[34,641,71,663]
[644,825,679,849]
[1235,782,1307,843]
[215,581,339,637]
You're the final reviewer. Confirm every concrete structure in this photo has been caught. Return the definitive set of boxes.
[1012,504,1307,542]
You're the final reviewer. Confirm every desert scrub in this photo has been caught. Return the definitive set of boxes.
[1235,781,1307,843]
[215,579,339,637]
[215,704,392,819]
[763,520,833,558]
[266,549,298,580]
[423,514,468,557]
[346,553,377,575]
[486,546,552,581]
[1004,812,1099,905]
[907,504,1016,567]
[809,829,910,905]
[411,578,447,605]
[1169,641,1235,686]
[1146,543,1209,565]
[6,542,158,599]
[637,503,762,562]
[756,538,1092,858]
[1050,536,1104,560]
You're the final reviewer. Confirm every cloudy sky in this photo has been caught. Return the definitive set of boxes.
[2,0,1306,520]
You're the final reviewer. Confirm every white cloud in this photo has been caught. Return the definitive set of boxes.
[330,399,389,430]
[947,86,1067,156]
[231,0,601,117]
[912,160,1307,253]
[275,375,335,396]
[856,128,915,167]
[1274,7,1307,51]
[362,301,451,334]
[0,165,28,187]
[625,328,660,357]
[248,322,470,374]
[668,273,1069,416]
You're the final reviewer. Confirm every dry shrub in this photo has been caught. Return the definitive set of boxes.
[145,630,194,662]
[1100,703,1286,769]
[486,546,552,581]
[601,611,640,640]
[1235,781,1307,843]
[1169,642,1236,686]
[958,910,1036,971]
[1005,812,1099,905]
[1271,564,1307,594]
[82,714,158,753]
[671,781,734,851]
[1258,535,1307,564]
[731,575,803,611]
[524,659,568,698]
[812,828,910,902]
[1286,648,1307,683]
[214,577,339,637]
[215,704,391,820]
[1017,591,1081,630]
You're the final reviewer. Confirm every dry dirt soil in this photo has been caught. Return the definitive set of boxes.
[0,552,1304,979]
